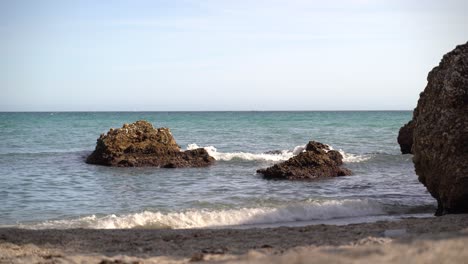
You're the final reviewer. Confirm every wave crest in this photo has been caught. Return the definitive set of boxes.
[187,144,294,162]
[21,199,384,230]
[187,144,370,163]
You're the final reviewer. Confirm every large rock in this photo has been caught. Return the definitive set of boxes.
[411,42,468,215]
[257,141,352,180]
[397,120,414,154]
[86,120,215,167]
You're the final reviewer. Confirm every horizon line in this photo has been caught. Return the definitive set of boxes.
[0,110,413,113]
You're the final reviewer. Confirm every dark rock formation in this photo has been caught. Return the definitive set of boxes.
[257,141,352,180]
[86,120,215,167]
[411,42,468,215]
[397,120,414,154]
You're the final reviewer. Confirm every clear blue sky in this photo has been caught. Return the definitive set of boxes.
[1,0,467,111]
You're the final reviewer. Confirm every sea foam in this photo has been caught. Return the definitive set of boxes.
[327,146,372,163]
[187,144,370,163]
[21,199,384,230]
[187,144,294,162]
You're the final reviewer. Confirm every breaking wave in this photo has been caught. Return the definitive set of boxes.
[20,199,385,230]
[187,144,294,162]
[327,146,372,163]
[187,144,370,163]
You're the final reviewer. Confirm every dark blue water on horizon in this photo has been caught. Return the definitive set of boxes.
[0,111,435,229]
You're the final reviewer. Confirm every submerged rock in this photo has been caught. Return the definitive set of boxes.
[86,120,215,167]
[256,141,351,180]
[411,42,468,215]
[397,120,414,154]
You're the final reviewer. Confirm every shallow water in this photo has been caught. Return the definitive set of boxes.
[0,111,435,229]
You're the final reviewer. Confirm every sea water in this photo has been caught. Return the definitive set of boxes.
[0,111,435,229]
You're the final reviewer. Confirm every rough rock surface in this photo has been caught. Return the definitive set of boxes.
[411,42,468,215]
[86,120,215,167]
[397,120,414,154]
[257,141,351,180]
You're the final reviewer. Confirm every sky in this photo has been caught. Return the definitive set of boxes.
[1,0,467,111]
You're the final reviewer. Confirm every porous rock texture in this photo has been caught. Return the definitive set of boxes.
[257,141,352,180]
[397,120,414,154]
[86,120,215,167]
[411,42,468,215]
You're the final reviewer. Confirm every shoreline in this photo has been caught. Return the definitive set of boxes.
[5,212,434,230]
[1,214,468,263]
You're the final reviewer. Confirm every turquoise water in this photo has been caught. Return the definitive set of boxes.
[0,111,435,229]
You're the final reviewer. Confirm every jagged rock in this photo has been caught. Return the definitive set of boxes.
[411,42,468,215]
[257,141,351,180]
[397,120,414,154]
[86,120,215,167]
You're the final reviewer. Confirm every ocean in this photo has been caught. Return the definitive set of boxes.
[0,111,435,229]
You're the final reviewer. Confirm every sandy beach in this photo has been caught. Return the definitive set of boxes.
[1,214,468,263]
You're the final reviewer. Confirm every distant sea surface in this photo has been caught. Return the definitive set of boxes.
[0,111,435,229]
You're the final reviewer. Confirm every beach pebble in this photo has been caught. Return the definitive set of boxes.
[190,253,204,262]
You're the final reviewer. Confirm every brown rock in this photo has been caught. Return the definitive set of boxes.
[397,120,414,154]
[86,120,215,167]
[411,42,468,215]
[256,141,352,180]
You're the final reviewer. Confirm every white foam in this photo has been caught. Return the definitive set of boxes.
[327,145,372,163]
[21,199,384,230]
[340,151,371,163]
[187,144,294,162]
[187,143,370,163]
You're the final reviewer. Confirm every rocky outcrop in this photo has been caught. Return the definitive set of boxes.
[257,141,351,180]
[411,42,468,215]
[86,120,215,167]
[397,120,414,154]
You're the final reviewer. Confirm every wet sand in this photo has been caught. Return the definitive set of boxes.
[1,214,468,263]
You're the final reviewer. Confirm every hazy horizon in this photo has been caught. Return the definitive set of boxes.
[1,110,414,113]
[2,0,467,111]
